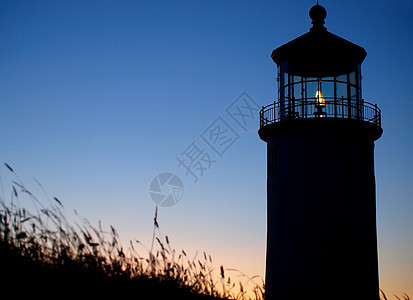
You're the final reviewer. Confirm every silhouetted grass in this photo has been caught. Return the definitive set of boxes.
[1,164,409,299]
[0,164,263,299]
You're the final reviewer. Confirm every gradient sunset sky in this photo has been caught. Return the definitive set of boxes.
[1,0,412,296]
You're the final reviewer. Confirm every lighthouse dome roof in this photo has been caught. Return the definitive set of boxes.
[271,4,367,77]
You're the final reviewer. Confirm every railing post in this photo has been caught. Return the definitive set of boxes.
[361,99,364,121]
[374,104,378,126]
[301,98,304,119]
[274,101,276,122]
[334,96,337,118]
[347,96,351,119]
[261,106,264,126]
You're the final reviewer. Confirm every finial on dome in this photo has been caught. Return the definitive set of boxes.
[309,3,327,32]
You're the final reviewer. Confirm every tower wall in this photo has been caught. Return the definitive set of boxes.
[262,118,381,299]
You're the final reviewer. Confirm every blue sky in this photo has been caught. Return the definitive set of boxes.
[1,0,412,296]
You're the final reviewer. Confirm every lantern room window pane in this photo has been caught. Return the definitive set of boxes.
[350,86,357,100]
[336,82,347,100]
[284,86,289,99]
[284,73,289,87]
[294,83,302,100]
[306,80,318,101]
[349,71,357,85]
[336,74,347,83]
[321,80,334,99]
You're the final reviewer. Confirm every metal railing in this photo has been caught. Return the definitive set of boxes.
[259,97,381,128]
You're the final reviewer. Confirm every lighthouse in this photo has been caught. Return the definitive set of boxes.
[258,4,382,300]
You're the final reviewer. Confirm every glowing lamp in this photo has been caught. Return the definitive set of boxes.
[315,90,325,108]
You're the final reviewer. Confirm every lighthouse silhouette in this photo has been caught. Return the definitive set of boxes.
[258,4,382,300]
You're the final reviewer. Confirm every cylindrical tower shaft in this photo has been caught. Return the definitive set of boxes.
[261,119,381,299]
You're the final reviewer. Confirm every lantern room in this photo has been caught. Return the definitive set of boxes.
[260,4,380,128]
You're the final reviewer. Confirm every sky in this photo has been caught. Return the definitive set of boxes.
[1,0,412,297]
